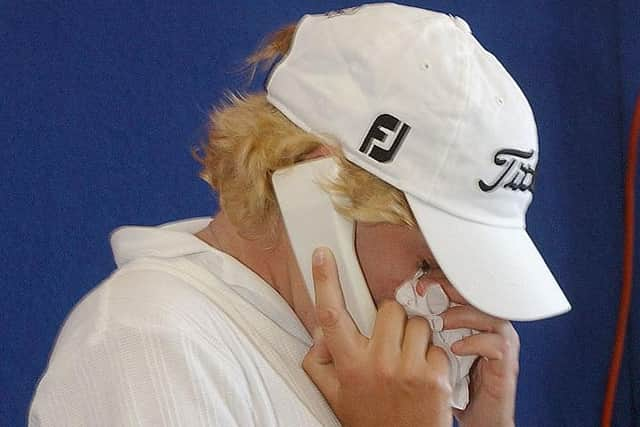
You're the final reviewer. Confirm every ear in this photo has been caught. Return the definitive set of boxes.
[303,144,332,161]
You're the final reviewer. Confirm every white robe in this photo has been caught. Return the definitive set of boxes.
[29,218,340,426]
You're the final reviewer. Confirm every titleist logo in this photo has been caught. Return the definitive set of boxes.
[478,148,536,193]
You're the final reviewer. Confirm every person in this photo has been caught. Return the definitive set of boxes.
[29,3,571,426]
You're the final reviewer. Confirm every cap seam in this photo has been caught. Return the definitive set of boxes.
[424,23,474,200]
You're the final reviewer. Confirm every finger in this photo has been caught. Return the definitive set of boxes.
[401,316,431,370]
[450,333,514,361]
[370,299,407,360]
[441,305,506,333]
[302,336,340,406]
[425,345,451,382]
[312,247,366,360]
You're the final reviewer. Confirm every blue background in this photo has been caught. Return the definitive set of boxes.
[2,1,639,426]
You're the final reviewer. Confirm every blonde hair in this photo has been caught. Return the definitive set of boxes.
[194,24,415,242]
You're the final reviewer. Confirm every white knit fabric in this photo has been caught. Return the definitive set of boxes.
[29,218,339,427]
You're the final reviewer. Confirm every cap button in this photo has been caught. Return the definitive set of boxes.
[453,16,472,34]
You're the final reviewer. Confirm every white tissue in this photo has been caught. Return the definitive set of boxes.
[394,271,478,410]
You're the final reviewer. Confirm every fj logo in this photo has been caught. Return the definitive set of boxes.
[359,114,411,163]
[478,148,536,193]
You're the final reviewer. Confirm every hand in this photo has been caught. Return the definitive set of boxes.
[302,247,453,427]
[441,305,519,427]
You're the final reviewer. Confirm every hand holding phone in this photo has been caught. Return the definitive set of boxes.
[302,247,453,427]
[272,157,480,410]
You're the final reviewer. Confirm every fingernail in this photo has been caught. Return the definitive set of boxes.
[312,248,325,266]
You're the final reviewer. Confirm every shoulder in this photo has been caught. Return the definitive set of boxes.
[51,257,250,364]
[30,260,256,426]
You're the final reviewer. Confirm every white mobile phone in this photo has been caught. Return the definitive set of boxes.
[271,157,377,337]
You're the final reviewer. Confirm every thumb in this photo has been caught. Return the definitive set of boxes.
[302,329,339,406]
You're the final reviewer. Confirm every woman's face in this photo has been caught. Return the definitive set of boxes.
[354,221,466,307]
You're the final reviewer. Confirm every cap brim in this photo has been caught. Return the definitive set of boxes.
[406,194,571,321]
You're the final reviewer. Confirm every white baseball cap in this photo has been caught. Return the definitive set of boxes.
[266,2,571,320]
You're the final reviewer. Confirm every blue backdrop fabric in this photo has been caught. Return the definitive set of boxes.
[2,1,638,426]
[621,2,640,425]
